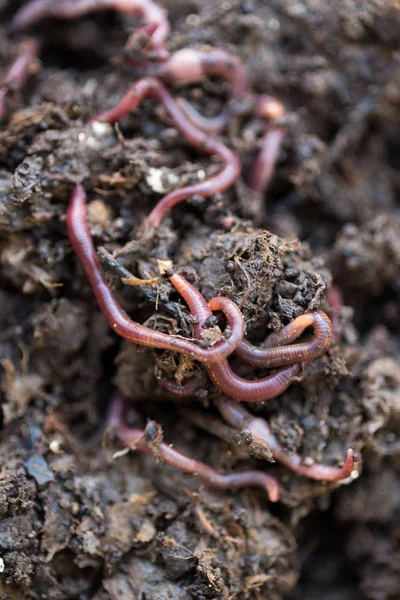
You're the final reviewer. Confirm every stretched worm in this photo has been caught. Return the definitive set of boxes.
[108,394,280,501]
[0,37,39,120]
[215,397,358,481]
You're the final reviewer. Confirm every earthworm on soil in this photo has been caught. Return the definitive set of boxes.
[0,37,39,120]
[247,95,286,193]
[215,397,358,481]
[11,0,170,61]
[235,310,333,369]
[108,393,280,501]
[68,184,307,402]
[160,370,208,398]
[146,49,287,194]
[181,407,274,461]
[327,284,345,342]
[92,77,241,228]
[11,2,286,197]
[207,361,303,403]
[151,47,249,95]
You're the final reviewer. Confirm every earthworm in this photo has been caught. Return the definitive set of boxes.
[143,47,250,135]
[215,397,358,481]
[146,49,286,195]
[180,93,286,196]
[11,0,170,61]
[170,271,303,402]
[235,310,333,369]
[175,98,230,135]
[207,360,302,403]
[150,47,250,101]
[67,184,245,364]
[161,369,209,398]
[97,245,193,336]
[108,394,280,501]
[247,95,286,194]
[92,77,241,228]
[69,183,318,401]
[327,284,344,343]
[0,37,39,121]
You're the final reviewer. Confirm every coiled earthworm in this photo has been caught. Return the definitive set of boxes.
[235,310,332,369]
[170,271,302,402]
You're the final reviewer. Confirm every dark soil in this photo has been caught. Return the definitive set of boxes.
[0,1,399,599]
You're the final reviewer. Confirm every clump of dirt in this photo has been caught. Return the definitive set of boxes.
[0,1,399,599]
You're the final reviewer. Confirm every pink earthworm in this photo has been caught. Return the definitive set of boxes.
[215,397,359,481]
[327,284,344,343]
[235,310,333,369]
[247,94,286,193]
[0,37,39,121]
[145,50,287,195]
[178,93,286,195]
[11,0,170,61]
[108,394,280,501]
[160,369,209,398]
[92,77,241,228]
[149,47,250,101]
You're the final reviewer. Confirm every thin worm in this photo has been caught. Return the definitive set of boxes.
[11,0,170,60]
[174,94,286,196]
[176,97,230,134]
[235,311,333,368]
[327,284,344,343]
[248,126,285,194]
[161,369,208,398]
[170,273,245,349]
[145,51,286,195]
[0,38,39,120]
[142,47,247,134]
[248,95,286,194]
[150,47,250,97]
[215,397,358,481]
[67,184,245,364]
[108,394,280,501]
[176,93,287,196]
[97,245,191,333]
[92,77,241,228]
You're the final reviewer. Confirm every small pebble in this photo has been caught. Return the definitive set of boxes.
[24,455,55,486]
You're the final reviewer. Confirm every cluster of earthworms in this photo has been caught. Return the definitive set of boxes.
[2,0,359,502]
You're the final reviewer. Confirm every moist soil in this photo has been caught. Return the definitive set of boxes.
[0,1,400,599]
